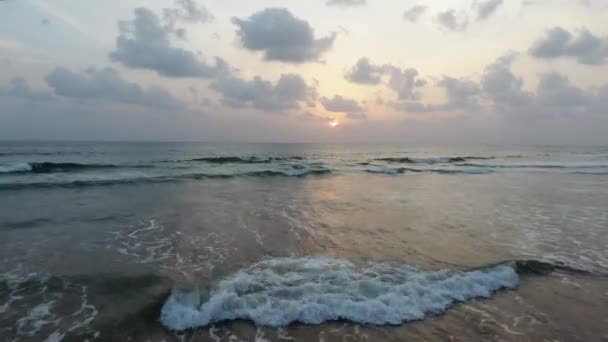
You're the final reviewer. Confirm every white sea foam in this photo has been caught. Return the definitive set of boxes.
[0,162,32,173]
[111,220,229,279]
[160,257,519,330]
[1,268,99,341]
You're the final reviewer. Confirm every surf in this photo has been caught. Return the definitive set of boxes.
[160,256,519,330]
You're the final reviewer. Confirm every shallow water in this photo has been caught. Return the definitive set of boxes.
[1,142,607,341]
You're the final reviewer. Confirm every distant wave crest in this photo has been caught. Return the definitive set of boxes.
[460,162,608,169]
[365,166,493,175]
[374,156,494,164]
[190,156,304,164]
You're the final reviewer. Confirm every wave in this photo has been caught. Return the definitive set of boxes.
[365,166,492,175]
[246,169,331,177]
[374,156,494,164]
[190,156,304,164]
[0,168,333,191]
[160,256,519,330]
[0,152,58,157]
[459,162,608,169]
[0,162,120,174]
[573,171,608,175]
[0,162,32,174]
[512,259,594,276]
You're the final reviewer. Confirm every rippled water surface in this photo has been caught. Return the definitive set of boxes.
[1,142,607,341]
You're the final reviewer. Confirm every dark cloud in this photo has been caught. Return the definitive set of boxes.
[232,8,336,63]
[45,67,185,109]
[529,27,608,65]
[481,53,533,107]
[536,72,589,108]
[403,5,428,23]
[437,76,482,110]
[397,75,481,113]
[326,0,366,8]
[345,58,426,100]
[41,18,50,26]
[345,58,385,85]
[436,9,468,32]
[110,7,228,78]
[320,95,365,114]
[210,73,317,112]
[475,0,503,20]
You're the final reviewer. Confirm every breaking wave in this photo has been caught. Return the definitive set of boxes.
[0,162,119,174]
[160,256,519,330]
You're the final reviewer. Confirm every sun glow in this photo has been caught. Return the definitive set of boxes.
[329,120,339,128]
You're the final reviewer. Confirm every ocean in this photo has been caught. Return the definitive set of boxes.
[1,142,607,341]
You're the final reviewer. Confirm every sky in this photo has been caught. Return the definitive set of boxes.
[0,0,607,144]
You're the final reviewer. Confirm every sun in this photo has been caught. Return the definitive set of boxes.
[329,120,339,128]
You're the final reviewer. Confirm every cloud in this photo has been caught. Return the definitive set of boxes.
[395,75,481,113]
[529,27,608,65]
[162,0,213,24]
[325,0,366,8]
[0,77,52,101]
[232,8,336,63]
[386,66,427,100]
[436,9,468,32]
[403,5,428,23]
[298,111,333,122]
[536,72,589,108]
[45,67,185,109]
[110,7,228,78]
[345,58,426,100]
[395,54,607,118]
[437,76,482,110]
[345,58,385,85]
[475,0,503,20]
[321,95,365,113]
[481,53,533,107]
[210,73,317,112]
[391,101,438,113]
